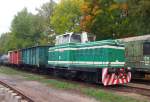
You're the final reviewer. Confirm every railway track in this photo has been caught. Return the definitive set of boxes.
[1,66,150,100]
[110,85,150,97]
[45,75,150,98]
[0,80,34,102]
[125,85,150,97]
[47,75,150,97]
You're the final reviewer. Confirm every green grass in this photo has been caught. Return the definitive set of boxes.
[81,88,142,102]
[0,66,147,102]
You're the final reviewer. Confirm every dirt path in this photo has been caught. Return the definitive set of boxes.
[0,74,98,102]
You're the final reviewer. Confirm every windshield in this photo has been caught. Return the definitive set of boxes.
[70,34,81,43]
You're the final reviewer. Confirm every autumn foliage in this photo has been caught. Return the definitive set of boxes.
[80,0,130,39]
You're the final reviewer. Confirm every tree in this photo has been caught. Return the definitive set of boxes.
[0,33,9,53]
[37,0,56,24]
[1,1,56,52]
[37,1,57,44]
[11,8,47,48]
[80,0,130,40]
[0,32,16,53]
[51,0,84,34]
[127,0,150,35]
[81,0,150,40]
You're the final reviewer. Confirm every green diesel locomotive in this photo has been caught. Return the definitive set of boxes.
[48,32,131,86]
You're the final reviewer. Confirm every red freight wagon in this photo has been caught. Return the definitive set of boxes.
[8,50,21,65]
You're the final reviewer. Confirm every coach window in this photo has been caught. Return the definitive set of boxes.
[143,42,150,55]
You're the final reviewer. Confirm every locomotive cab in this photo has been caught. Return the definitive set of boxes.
[55,32,96,45]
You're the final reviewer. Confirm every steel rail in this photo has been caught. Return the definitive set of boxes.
[0,80,34,102]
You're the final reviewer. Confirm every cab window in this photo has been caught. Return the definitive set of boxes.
[56,34,70,45]
[62,34,70,44]
[70,34,81,43]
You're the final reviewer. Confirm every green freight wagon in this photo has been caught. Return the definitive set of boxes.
[48,32,131,86]
[121,35,150,80]
[21,45,52,67]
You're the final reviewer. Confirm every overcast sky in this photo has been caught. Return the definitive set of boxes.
[0,0,59,36]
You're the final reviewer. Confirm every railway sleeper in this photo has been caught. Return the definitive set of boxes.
[0,85,29,102]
